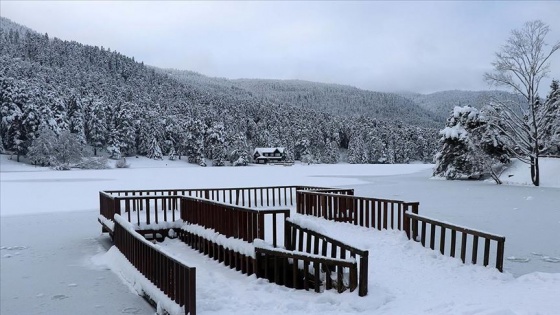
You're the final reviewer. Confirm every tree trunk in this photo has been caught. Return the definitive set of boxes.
[531,156,540,186]
[94,146,97,156]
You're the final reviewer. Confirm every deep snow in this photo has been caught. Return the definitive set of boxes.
[1,155,559,314]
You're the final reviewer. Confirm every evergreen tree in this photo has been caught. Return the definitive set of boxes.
[228,132,250,166]
[67,94,86,144]
[541,80,560,155]
[85,98,107,156]
[146,137,163,160]
[434,106,508,182]
[183,118,205,165]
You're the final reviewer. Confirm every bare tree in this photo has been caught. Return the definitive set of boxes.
[484,20,560,186]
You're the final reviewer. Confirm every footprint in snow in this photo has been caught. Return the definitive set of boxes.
[506,256,530,263]
[121,307,141,314]
[51,294,69,300]
[1,246,28,250]
[531,253,560,263]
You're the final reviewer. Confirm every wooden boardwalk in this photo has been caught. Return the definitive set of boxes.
[99,185,506,315]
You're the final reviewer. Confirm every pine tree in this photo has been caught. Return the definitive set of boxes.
[541,80,560,155]
[204,123,226,166]
[146,137,163,160]
[0,77,32,161]
[67,94,86,144]
[228,132,250,166]
[434,106,508,181]
[183,118,205,165]
[85,98,107,156]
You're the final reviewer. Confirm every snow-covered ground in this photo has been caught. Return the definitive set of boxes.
[1,155,559,314]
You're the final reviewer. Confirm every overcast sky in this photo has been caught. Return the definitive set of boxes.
[2,1,559,94]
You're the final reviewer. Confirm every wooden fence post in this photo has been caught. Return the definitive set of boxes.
[113,198,121,220]
[359,252,368,297]
[496,238,505,272]
[410,202,419,240]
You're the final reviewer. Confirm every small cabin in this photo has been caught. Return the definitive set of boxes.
[253,147,286,164]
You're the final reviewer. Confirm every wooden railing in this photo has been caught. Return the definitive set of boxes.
[100,186,334,229]
[296,189,505,272]
[284,220,368,296]
[113,215,196,315]
[177,228,256,276]
[404,213,506,272]
[103,186,332,211]
[255,245,358,294]
[180,196,290,248]
[296,190,417,231]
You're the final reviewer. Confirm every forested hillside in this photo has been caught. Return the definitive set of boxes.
[164,70,441,128]
[0,17,438,167]
[400,90,523,121]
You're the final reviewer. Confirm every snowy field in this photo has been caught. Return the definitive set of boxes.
[1,155,560,314]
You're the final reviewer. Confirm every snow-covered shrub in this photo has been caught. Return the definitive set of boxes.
[27,126,57,166]
[233,156,248,166]
[51,163,71,171]
[107,145,122,160]
[52,131,84,165]
[27,128,84,169]
[168,147,177,160]
[301,154,316,165]
[75,156,110,169]
[115,157,130,168]
[212,157,226,166]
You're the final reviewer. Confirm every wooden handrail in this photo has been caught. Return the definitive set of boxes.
[296,190,412,231]
[255,246,358,294]
[404,212,505,272]
[284,220,368,296]
[113,215,196,315]
[297,189,409,204]
[180,196,290,247]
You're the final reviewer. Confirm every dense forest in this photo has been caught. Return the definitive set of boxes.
[0,17,440,168]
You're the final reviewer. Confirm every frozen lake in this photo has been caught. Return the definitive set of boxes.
[2,156,559,314]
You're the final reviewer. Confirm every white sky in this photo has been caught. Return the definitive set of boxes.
[1,1,559,94]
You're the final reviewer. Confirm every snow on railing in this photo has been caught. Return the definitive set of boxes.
[113,215,196,315]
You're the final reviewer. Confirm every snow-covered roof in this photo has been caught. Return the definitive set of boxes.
[253,147,285,155]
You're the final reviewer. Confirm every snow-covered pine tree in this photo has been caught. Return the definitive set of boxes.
[183,118,205,165]
[0,77,34,161]
[107,102,135,157]
[204,123,226,166]
[66,94,86,144]
[146,137,163,160]
[85,98,107,156]
[228,132,250,166]
[434,106,485,179]
[541,80,560,156]
[347,132,367,164]
[434,106,508,181]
